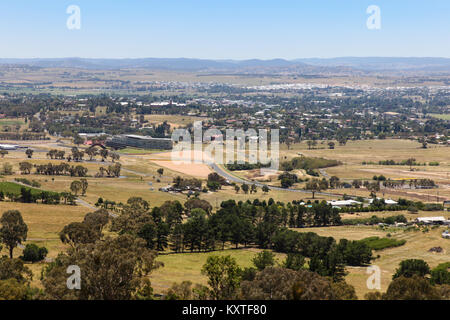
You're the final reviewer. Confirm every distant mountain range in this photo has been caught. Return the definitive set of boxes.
[0,57,449,73]
[296,57,450,71]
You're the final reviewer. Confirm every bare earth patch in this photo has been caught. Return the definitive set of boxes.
[150,150,213,178]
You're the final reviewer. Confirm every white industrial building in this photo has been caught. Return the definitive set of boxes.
[415,216,449,225]
[327,200,361,207]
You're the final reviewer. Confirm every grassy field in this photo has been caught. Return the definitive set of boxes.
[0,181,41,194]
[282,139,450,166]
[429,113,450,120]
[144,114,210,127]
[0,202,89,248]
[151,248,286,294]
[296,225,450,297]
[0,181,60,196]
[0,118,26,126]
[118,148,163,154]
[150,223,449,298]
[0,202,91,288]
[0,138,448,297]
[276,139,450,201]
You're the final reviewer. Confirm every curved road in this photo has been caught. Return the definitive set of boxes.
[208,162,354,199]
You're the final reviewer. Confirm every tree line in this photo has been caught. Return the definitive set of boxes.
[0,205,448,300]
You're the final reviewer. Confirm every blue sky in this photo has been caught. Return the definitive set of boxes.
[0,0,449,59]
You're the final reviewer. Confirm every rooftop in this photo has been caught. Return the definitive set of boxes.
[123,134,172,141]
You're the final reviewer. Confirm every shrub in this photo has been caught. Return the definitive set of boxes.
[430,262,450,285]
[20,244,48,263]
[359,237,406,251]
[407,206,418,213]
[280,157,340,172]
[226,162,271,171]
[393,259,430,279]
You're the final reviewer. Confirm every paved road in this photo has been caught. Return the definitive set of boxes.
[76,198,118,218]
[208,162,351,198]
[319,169,330,179]
[75,197,96,210]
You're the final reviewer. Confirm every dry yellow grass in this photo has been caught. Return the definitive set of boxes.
[0,202,91,288]
[0,202,90,256]
[296,225,450,298]
[150,248,286,294]
[0,139,448,298]
[278,139,450,201]
[144,114,210,127]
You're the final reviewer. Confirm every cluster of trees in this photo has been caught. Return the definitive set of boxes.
[206,173,227,191]
[342,214,407,226]
[95,197,123,212]
[340,198,445,218]
[368,158,427,166]
[25,162,89,177]
[234,183,267,194]
[19,187,65,205]
[0,132,46,140]
[349,177,437,195]
[280,156,340,172]
[59,209,110,247]
[47,147,118,163]
[70,147,85,162]
[46,149,66,160]
[167,251,358,300]
[110,197,342,257]
[365,259,450,300]
[0,187,76,205]
[0,256,35,300]
[397,198,444,212]
[96,163,122,178]
[70,179,88,196]
[85,147,118,162]
[377,178,437,189]
[350,179,380,196]
[339,200,413,213]
[0,203,447,300]
[278,172,300,188]
[0,206,157,300]
[14,177,41,188]
[225,162,271,171]
[43,235,161,299]
[270,229,373,279]
[19,161,121,179]
[172,176,202,191]
[274,173,350,196]
[304,178,330,197]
